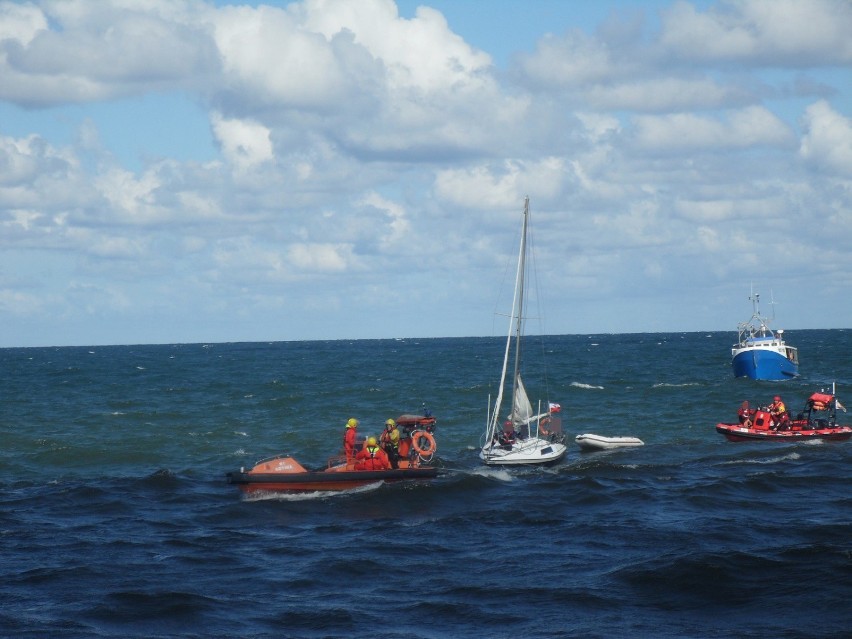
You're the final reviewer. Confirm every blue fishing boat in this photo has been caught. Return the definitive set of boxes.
[731,290,799,380]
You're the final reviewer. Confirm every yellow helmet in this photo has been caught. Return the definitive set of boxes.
[366,436,377,447]
[346,418,358,428]
[385,419,396,427]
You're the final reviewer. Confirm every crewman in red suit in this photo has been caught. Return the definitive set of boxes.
[355,436,390,470]
[343,418,359,460]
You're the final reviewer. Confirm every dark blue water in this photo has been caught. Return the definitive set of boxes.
[2,331,850,638]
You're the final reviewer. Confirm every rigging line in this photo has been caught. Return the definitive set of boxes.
[491,215,522,337]
[524,201,554,403]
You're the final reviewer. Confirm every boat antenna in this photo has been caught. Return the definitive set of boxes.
[749,286,759,316]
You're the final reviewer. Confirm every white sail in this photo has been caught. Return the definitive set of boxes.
[512,376,533,427]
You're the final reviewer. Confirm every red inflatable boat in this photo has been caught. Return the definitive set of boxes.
[716,391,852,442]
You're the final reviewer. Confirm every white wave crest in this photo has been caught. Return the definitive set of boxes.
[652,382,700,388]
[722,452,801,465]
[471,467,513,482]
[243,481,383,501]
[571,382,604,390]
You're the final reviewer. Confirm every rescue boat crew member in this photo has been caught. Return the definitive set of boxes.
[355,436,390,471]
[380,418,401,469]
[738,401,752,427]
[343,418,359,460]
[769,396,789,430]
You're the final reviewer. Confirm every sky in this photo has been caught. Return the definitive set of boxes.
[1,0,851,347]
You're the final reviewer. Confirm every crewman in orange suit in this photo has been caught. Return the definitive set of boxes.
[343,418,359,460]
[769,396,790,430]
[355,436,390,470]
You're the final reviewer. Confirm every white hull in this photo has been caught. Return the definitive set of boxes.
[575,433,644,451]
[480,437,567,465]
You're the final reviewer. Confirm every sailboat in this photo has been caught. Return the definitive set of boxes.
[479,197,568,465]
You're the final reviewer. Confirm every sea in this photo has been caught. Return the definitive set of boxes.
[1,330,850,639]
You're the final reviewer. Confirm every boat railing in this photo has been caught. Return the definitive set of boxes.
[253,453,289,465]
[325,454,349,469]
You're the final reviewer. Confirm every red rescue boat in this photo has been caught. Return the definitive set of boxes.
[227,412,439,493]
[716,390,852,442]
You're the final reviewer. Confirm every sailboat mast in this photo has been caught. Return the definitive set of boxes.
[511,197,529,411]
[488,199,527,437]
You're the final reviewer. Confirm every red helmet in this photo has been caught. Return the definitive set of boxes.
[774,396,781,402]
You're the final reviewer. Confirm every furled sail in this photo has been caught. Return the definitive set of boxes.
[511,376,533,427]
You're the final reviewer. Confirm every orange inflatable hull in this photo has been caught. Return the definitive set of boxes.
[227,455,437,493]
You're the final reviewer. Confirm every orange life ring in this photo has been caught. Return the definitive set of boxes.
[411,430,436,460]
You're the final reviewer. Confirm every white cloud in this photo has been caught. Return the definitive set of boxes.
[659,0,852,65]
[0,0,219,106]
[800,101,852,177]
[210,113,273,170]
[212,3,350,108]
[298,0,492,93]
[630,106,794,152]
[0,288,47,316]
[516,30,617,88]
[93,167,168,224]
[358,191,410,247]
[585,77,753,112]
[287,242,352,272]
[0,134,76,186]
[434,158,566,210]
[1,0,851,345]
[65,227,149,259]
[0,2,47,44]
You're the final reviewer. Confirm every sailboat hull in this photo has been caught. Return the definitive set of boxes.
[480,437,567,465]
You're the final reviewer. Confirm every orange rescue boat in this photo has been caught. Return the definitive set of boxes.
[227,413,439,493]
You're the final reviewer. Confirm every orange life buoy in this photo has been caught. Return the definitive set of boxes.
[411,430,436,460]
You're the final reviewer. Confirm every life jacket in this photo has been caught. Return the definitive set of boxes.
[381,427,400,450]
[355,445,389,470]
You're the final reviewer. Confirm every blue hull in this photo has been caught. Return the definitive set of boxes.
[732,348,799,381]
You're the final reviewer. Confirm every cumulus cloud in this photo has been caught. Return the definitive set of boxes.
[0,0,850,345]
[0,0,219,106]
[800,101,852,177]
[434,157,569,211]
[0,2,46,44]
[210,113,273,170]
[287,242,352,272]
[659,0,852,66]
[630,106,794,152]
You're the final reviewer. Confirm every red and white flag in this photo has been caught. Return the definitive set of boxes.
[548,402,562,413]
